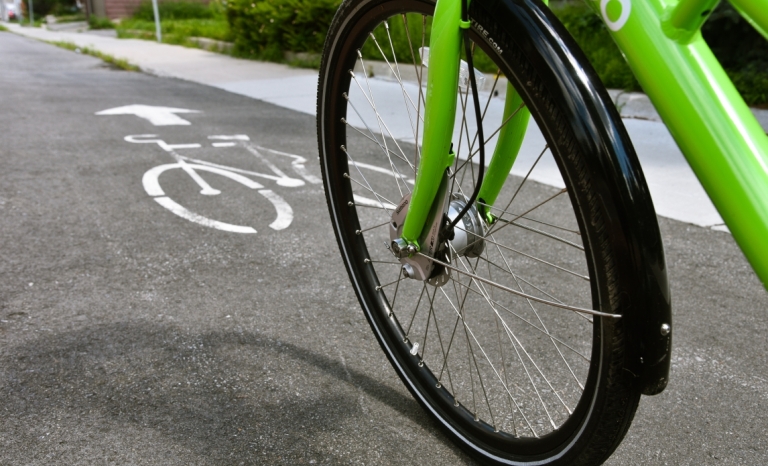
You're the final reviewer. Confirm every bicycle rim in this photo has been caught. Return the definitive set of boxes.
[317,0,640,463]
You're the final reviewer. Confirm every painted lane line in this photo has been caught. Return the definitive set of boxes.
[353,194,397,210]
[165,143,202,150]
[256,146,323,185]
[177,156,304,187]
[258,190,294,231]
[142,163,265,196]
[153,197,257,233]
[208,135,250,140]
[143,163,260,233]
[124,135,202,152]
[142,163,293,233]
[126,135,218,195]
[349,160,415,184]
[212,142,237,147]
[242,144,305,187]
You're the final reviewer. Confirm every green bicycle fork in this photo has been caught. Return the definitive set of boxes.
[398,0,532,251]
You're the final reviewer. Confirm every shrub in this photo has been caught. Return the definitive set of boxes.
[118,1,231,45]
[223,0,765,105]
[226,0,340,61]
[118,17,232,42]
[132,0,214,21]
[357,14,430,66]
[88,15,115,29]
[23,0,76,19]
[550,1,640,90]
[702,3,768,107]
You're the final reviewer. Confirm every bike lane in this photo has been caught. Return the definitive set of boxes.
[1,30,768,466]
[0,32,473,465]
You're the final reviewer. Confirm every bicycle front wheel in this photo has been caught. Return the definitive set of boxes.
[317,0,648,463]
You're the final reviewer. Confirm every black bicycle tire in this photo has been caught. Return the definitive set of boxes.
[317,0,646,463]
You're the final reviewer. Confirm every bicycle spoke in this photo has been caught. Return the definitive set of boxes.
[418,286,439,366]
[320,0,648,457]
[493,218,585,251]
[416,252,618,318]
[405,283,428,338]
[356,220,391,235]
[485,188,570,239]
[491,235,588,388]
[344,173,397,213]
[344,118,417,171]
[448,276,590,362]
[438,283,537,435]
[369,23,425,148]
[452,102,526,178]
[375,275,407,290]
[454,254,565,427]
[454,225,589,281]
[349,68,412,195]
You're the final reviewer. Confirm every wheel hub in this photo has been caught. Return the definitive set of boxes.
[447,195,486,259]
[389,193,486,287]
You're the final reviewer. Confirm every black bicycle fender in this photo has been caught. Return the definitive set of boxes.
[473,0,673,395]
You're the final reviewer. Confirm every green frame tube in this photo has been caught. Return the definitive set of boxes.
[730,0,768,39]
[477,85,530,221]
[402,0,768,288]
[588,0,768,286]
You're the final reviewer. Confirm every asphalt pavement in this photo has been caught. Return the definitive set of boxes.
[7,20,768,231]
[1,28,768,465]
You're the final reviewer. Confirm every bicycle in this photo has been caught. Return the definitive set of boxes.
[316,0,768,463]
[125,134,317,234]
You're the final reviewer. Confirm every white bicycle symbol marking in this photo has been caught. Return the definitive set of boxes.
[126,134,320,234]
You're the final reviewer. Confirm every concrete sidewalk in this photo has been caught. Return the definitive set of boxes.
[6,23,766,231]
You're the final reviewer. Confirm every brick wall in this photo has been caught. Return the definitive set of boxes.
[105,0,142,18]
[105,0,210,19]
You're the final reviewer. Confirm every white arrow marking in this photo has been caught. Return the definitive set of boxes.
[96,105,201,126]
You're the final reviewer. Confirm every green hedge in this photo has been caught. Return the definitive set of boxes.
[550,1,640,91]
[702,3,768,106]
[118,1,231,45]
[226,0,340,61]
[552,1,767,105]
[222,0,766,105]
[118,18,232,42]
[132,0,215,20]
[88,15,115,29]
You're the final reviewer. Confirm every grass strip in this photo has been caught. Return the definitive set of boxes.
[47,40,140,71]
[117,18,232,44]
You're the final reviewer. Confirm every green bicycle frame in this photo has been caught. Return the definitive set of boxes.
[590,0,768,287]
[398,0,464,250]
[400,0,768,288]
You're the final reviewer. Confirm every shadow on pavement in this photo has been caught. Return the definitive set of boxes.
[1,321,444,464]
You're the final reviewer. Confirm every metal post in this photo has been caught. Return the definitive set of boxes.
[151,0,161,42]
[28,0,33,24]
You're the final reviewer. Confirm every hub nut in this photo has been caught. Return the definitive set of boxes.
[391,238,408,258]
